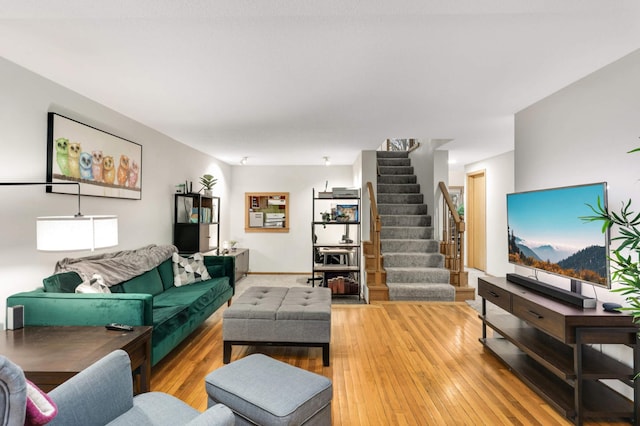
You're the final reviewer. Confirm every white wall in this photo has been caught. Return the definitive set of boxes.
[514,48,640,303]
[0,58,230,325]
[513,48,640,397]
[229,165,355,273]
[464,151,515,277]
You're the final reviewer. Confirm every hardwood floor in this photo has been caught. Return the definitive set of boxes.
[151,302,630,425]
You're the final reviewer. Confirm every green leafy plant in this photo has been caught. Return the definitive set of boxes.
[199,174,217,190]
[320,211,331,229]
[582,147,640,321]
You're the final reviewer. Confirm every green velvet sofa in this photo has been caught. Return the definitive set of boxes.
[6,255,234,366]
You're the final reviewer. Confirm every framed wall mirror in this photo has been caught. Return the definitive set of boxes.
[245,192,289,233]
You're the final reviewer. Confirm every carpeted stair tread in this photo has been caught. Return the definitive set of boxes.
[385,267,451,283]
[377,183,421,194]
[378,204,427,215]
[381,226,434,239]
[380,215,430,227]
[377,193,424,204]
[383,253,445,268]
[386,282,455,301]
[381,239,441,252]
[378,175,417,184]
[377,158,411,167]
[378,166,414,175]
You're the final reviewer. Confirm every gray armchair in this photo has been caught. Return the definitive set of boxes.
[0,355,27,426]
[0,350,235,426]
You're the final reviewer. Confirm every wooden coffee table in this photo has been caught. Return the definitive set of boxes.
[0,325,152,393]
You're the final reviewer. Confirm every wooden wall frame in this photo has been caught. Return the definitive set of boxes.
[245,192,289,233]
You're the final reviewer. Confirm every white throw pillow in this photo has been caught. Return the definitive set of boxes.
[75,274,111,293]
[172,252,211,287]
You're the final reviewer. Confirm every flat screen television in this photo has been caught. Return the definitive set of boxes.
[506,182,610,289]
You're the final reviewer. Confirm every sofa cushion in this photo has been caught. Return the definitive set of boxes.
[119,268,164,296]
[172,253,211,287]
[154,277,230,315]
[157,258,175,291]
[151,305,190,358]
[153,305,189,333]
[43,272,83,293]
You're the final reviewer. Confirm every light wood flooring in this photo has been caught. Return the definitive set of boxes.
[151,301,630,425]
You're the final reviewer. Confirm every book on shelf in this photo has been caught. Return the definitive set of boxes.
[190,208,199,223]
[200,207,212,223]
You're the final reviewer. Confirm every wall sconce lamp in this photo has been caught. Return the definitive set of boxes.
[323,156,330,166]
[240,157,248,165]
[0,181,118,252]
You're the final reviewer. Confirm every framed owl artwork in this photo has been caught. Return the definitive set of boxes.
[46,113,142,200]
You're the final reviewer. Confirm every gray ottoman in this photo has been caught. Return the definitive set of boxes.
[223,286,331,366]
[206,353,333,425]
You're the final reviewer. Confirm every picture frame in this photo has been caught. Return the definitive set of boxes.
[336,204,359,222]
[46,112,142,200]
[245,192,289,232]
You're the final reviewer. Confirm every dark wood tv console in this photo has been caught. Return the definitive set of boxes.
[478,276,638,425]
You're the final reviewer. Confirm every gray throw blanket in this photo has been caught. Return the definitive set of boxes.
[54,244,178,287]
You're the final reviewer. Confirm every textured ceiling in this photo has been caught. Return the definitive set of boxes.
[1,1,639,166]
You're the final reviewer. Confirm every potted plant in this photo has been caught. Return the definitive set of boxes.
[318,211,332,229]
[199,174,217,196]
[583,147,640,320]
[229,240,238,251]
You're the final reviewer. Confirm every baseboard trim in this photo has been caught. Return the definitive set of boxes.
[247,272,311,275]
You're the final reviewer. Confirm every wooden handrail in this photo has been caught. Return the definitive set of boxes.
[367,181,379,219]
[439,181,461,224]
[438,182,468,293]
[366,182,382,270]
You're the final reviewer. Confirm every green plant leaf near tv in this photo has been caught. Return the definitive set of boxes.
[582,147,640,320]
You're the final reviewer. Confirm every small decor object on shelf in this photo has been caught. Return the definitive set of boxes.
[199,174,217,196]
[229,240,238,251]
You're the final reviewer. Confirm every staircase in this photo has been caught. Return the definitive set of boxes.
[377,151,455,301]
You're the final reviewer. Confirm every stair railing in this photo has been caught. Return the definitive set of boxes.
[366,181,384,285]
[438,182,467,287]
[384,138,420,153]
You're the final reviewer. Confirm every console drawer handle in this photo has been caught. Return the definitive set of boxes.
[527,310,543,320]
[488,291,499,298]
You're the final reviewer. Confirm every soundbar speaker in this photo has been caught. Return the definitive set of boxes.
[506,273,596,309]
[7,305,24,330]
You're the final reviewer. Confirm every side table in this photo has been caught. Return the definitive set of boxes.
[0,325,152,394]
[222,248,249,283]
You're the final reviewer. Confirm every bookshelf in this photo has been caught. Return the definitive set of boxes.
[173,193,220,254]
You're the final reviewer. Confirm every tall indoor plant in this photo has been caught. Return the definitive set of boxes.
[583,148,640,321]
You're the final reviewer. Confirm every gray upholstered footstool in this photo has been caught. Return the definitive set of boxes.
[223,286,331,366]
[205,353,333,425]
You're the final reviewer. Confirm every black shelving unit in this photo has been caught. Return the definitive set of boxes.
[311,188,361,297]
[173,193,220,254]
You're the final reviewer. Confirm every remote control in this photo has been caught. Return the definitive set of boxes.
[105,323,134,331]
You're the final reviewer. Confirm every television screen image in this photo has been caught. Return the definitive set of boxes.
[506,182,610,288]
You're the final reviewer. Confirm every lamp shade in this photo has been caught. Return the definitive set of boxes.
[36,215,118,251]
